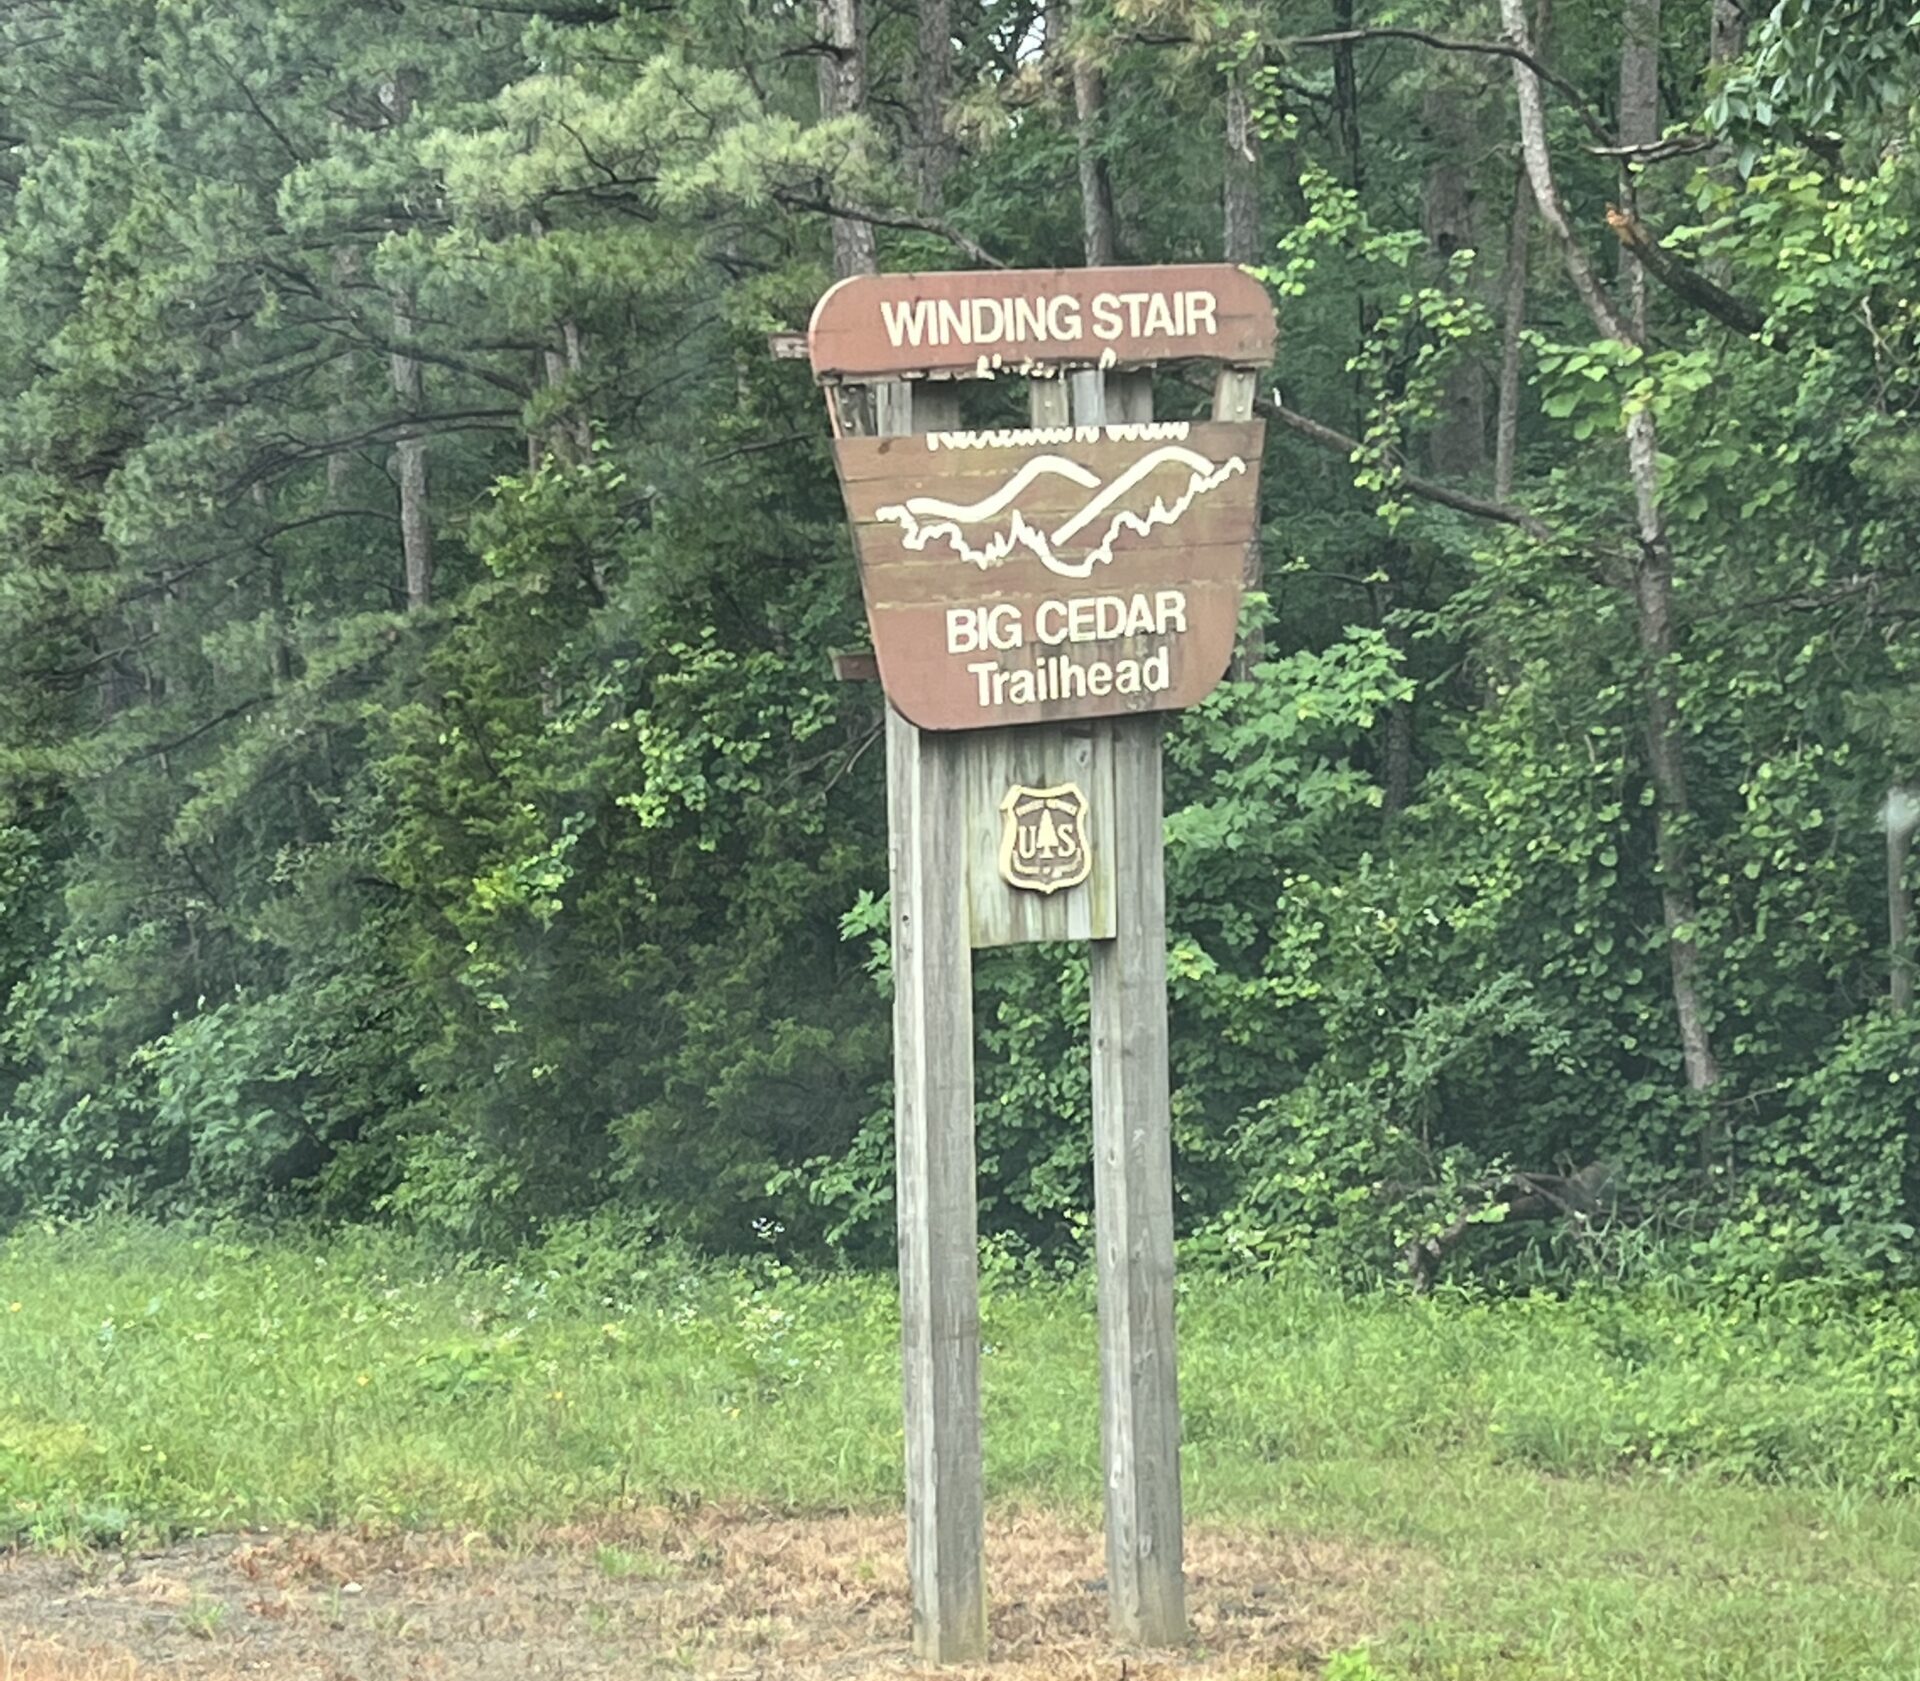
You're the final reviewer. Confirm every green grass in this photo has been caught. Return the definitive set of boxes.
[4,1218,1920,1679]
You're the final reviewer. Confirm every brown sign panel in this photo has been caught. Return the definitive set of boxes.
[809,265,1275,382]
[835,420,1263,731]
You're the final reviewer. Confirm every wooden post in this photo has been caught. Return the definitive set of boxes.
[1076,368,1187,1647]
[882,379,989,1665]
[1091,715,1182,1645]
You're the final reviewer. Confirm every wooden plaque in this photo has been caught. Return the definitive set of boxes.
[809,265,1276,381]
[962,726,1116,947]
[833,419,1263,731]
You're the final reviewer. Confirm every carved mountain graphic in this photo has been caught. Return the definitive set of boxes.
[872,445,1247,580]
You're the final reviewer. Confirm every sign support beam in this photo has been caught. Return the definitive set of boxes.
[1092,712,1182,1643]
[883,381,989,1667]
[1074,370,1185,1647]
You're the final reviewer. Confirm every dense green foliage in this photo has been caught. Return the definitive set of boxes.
[0,1,1916,1280]
[6,1220,1920,1678]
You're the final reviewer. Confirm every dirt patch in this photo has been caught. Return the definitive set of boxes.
[0,1509,1417,1680]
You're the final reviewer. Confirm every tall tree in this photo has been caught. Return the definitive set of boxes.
[916,0,955,210]
[818,0,878,278]
[1493,0,1550,501]
[1421,74,1488,482]
[1069,4,1119,265]
[1617,0,1660,319]
[380,74,434,612]
[1711,0,1747,66]
[1500,0,1722,1112]
[1223,37,1260,266]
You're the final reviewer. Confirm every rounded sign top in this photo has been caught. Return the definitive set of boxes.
[808,264,1276,382]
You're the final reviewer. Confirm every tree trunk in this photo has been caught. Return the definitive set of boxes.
[1493,166,1532,500]
[1710,0,1746,65]
[563,321,591,454]
[326,439,352,503]
[377,73,432,612]
[1067,0,1121,266]
[1493,0,1553,490]
[1617,0,1660,321]
[1702,0,1746,286]
[1494,0,1553,502]
[1500,0,1632,342]
[267,557,294,684]
[1223,51,1263,672]
[1223,58,1260,266]
[1332,0,1363,189]
[1422,81,1487,481]
[1615,0,1720,1108]
[1629,409,1720,1103]
[526,216,593,465]
[1618,0,1661,175]
[541,319,593,464]
[1070,3,1118,267]
[327,247,360,506]
[1331,0,1371,427]
[389,287,433,613]
[915,0,953,211]
[1499,0,1722,1120]
[252,482,295,684]
[1331,0,1416,803]
[817,0,877,278]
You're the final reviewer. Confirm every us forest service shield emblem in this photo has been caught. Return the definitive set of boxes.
[998,782,1092,896]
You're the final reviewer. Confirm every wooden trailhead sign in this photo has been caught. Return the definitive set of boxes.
[805,263,1276,1667]
[815,268,1270,733]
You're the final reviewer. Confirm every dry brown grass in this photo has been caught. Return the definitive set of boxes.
[0,1508,1418,1680]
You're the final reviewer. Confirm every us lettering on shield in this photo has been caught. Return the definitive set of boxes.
[998,782,1092,896]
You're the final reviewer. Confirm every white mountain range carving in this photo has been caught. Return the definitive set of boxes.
[874,445,1246,580]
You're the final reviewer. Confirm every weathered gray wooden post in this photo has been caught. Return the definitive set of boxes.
[1070,364,1182,1644]
[807,268,1275,1662]
[877,377,990,1664]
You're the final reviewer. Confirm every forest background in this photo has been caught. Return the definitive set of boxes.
[1,0,1917,1294]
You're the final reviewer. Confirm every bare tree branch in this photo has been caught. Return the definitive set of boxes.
[1283,27,1614,148]
[103,695,267,777]
[1606,205,1774,341]
[1256,388,1561,544]
[773,190,1007,269]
